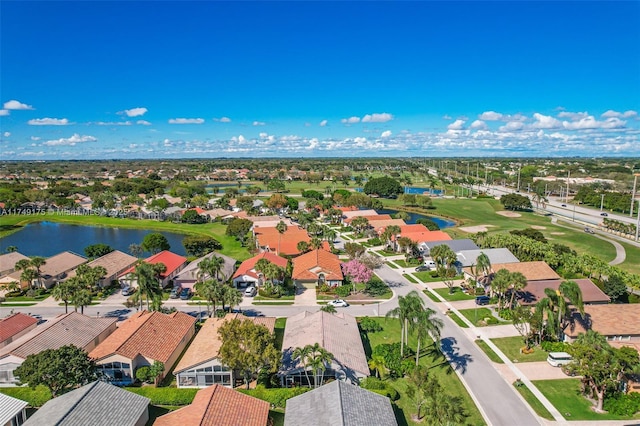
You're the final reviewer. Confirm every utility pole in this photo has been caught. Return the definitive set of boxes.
[636,200,640,242]
[600,193,605,211]
[630,173,639,217]
[517,166,521,192]
[566,170,571,203]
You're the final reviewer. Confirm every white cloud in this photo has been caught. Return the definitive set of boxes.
[447,119,466,130]
[601,109,638,118]
[362,113,393,123]
[214,117,232,122]
[3,132,10,137]
[561,116,626,130]
[319,119,328,127]
[28,117,70,126]
[119,107,147,117]
[168,118,204,124]
[381,130,392,138]
[341,116,360,124]
[498,121,525,132]
[238,135,247,143]
[442,114,452,120]
[0,109,9,116]
[43,133,97,146]
[479,111,503,121]
[470,120,487,130]
[94,121,132,126]
[259,132,268,138]
[3,100,34,110]
[136,120,151,125]
[30,136,41,141]
[532,113,562,129]
[253,121,266,126]
[557,111,589,121]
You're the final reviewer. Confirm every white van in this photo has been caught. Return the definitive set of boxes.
[547,352,573,367]
[423,260,437,269]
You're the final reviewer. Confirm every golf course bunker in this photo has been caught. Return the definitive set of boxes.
[459,225,496,233]
[496,211,522,218]
[531,225,547,230]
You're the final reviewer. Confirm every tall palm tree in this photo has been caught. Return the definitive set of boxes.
[473,252,492,286]
[52,278,80,313]
[198,255,225,282]
[29,257,47,289]
[134,262,162,311]
[276,220,288,255]
[292,345,313,387]
[412,307,444,366]
[508,272,527,309]
[296,241,310,254]
[490,269,512,310]
[368,354,388,379]
[386,291,423,357]
[307,343,333,388]
[222,285,243,313]
[537,280,584,340]
[72,288,93,314]
[195,279,223,316]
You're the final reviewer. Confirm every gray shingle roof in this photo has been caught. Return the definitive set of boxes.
[23,381,149,426]
[284,381,397,426]
[0,392,27,426]
[421,239,479,252]
[456,248,520,267]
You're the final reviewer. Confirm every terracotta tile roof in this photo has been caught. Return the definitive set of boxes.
[254,226,310,256]
[372,219,407,232]
[173,314,276,374]
[517,279,610,306]
[342,209,379,219]
[343,214,392,225]
[292,249,343,281]
[119,250,187,278]
[232,252,288,281]
[464,261,559,281]
[1,312,117,360]
[400,224,430,233]
[0,313,38,344]
[281,311,369,376]
[154,384,269,426]
[565,304,640,338]
[89,311,195,363]
[400,230,452,243]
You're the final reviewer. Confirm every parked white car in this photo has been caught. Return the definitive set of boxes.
[244,286,257,297]
[327,299,349,307]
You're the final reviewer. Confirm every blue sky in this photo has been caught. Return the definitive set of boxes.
[1,1,639,159]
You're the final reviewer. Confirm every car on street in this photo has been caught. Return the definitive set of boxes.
[601,212,608,216]
[475,295,491,305]
[170,285,182,299]
[584,227,595,234]
[179,288,192,300]
[244,286,257,297]
[327,299,349,307]
[561,204,567,207]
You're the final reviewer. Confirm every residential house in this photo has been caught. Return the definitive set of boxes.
[254,225,310,256]
[342,209,379,221]
[0,393,27,426]
[0,312,117,385]
[284,380,398,426]
[456,248,520,269]
[516,279,610,306]
[280,311,369,386]
[462,260,558,283]
[291,249,343,290]
[0,252,29,276]
[174,314,275,388]
[418,239,479,256]
[0,314,38,349]
[67,250,137,288]
[564,304,640,343]
[343,214,393,226]
[154,384,270,426]
[232,252,288,289]
[39,251,88,288]
[89,311,196,385]
[397,224,451,245]
[118,250,187,289]
[23,381,150,426]
[0,270,22,290]
[174,252,237,290]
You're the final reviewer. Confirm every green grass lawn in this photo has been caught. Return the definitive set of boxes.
[617,241,640,275]
[402,274,418,283]
[412,272,463,283]
[446,311,469,328]
[422,290,441,303]
[434,287,475,301]
[474,340,504,364]
[394,259,422,268]
[362,317,484,425]
[490,336,548,363]
[252,301,294,305]
[4,294,50,302]
[533,379,640,421]
[514,382,554,420]
[274,318,286,350]
[386,262,400,269]
[270,409,285,426]
[2,302,38,307]
[458,308,510,327]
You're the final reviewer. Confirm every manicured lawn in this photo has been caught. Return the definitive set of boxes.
[254,295,295,300]
[375,250,400,257]
[402,274,418,283]
[458,308,510,327]
[617,241,640,275]
[413,272,463,283]
[252,301,294,305]
[434,287,475,301]
[0,385,51,407]
[422,290,440,302]
[394,259,422,268]
[446,311,469,328]
[4,294,50,302]
[533,379,640,421]
[1,302,37,307]
[274,318,286,350]
[514,382,554,420]
[361,317,484,425]
[490,336,548,363]
[475,340,504,364]
[386,262,400,269]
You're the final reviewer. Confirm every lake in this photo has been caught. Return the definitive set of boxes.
[0,222,188,257]
[376,209,455,229]
[355,186,443,195]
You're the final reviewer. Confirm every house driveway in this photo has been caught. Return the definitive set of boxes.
[293,286,317,306]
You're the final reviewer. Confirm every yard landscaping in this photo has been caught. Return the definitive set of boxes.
[490,336,548,363]
[457,308,510,327]
[433,287,475,302]
[474,340,503,364]
[513,382,553,420]
[361,317,485,425]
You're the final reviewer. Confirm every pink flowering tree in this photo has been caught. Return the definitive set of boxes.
[341,259,373,294]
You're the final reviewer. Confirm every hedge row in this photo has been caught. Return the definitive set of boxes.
[0,385,52,407]
[124,387,198,405]
[237,385,310,408]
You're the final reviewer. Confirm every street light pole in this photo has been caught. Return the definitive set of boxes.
[635,200,640,242]
[600,194,605,211]
[630,174,639,217]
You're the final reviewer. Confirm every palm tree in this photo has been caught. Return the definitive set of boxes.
[195,279,223,316]
[474,252,492,286]
[309,237,324,251]
[198,255,225,282]
[307,343,333,388]
[296,241,310,253]
[134,262,162,311]
[508,272,527,309]
[276,220,288,255]
[52,278,80,313]
[386,291,423,356]
[5,246,18,253]
[537,280,584,340]
[292,346,313,387]
[431,245,458,294]
[368,354,388,379]
[29,257,47,289]
[320,304,337,314]
[412,307,444,366]
[222,285,243,313]
[72,288,93,314]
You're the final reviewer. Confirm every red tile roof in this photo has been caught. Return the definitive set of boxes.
[400,230,452,243]
[0,313,38,344]
[120,250,187,278]
[232,252,288,281]
[292,249,343,281]
[89,311,195,363]
[154,384,270,426]
[254,226,310,256]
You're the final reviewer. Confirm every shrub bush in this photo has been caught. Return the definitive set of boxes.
[604,392,640,416]
[429,271,439,278]
[540,341,570,352]
[124,387,198,405]
[365,276,389,296]
[26,289,36,298]
[360,377,386,390]
[238,385,309,408]
[335,286,351,298]
[498,309,513,320]
[359,316,383,332]
[0,385,52,407]
[368,237,382,246]
[5,290,23,298]
[318,283,331,293]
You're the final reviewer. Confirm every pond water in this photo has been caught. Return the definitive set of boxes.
[355,186,442,195]
[375,209,455,229]
[0,222,188,257]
